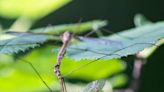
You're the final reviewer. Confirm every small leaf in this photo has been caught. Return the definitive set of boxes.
[0,32,48,54]
[80,80,105,92]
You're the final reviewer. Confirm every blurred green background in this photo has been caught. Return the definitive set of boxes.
[0,0,164,92]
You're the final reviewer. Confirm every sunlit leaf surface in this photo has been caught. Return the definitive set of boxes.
[0,46,126,92]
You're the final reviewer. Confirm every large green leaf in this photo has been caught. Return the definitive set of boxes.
[67,21,164,60]
[0,20,107,54]
[32,20,107,34]
[0,32,48,54]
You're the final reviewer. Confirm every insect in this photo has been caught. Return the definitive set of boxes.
[0,21,159,92]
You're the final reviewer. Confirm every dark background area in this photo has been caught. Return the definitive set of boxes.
[1,0,164,31]
[0,0,164,92]
[33,0,164,32]
[139,44,164,92]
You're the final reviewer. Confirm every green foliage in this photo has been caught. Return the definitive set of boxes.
[32,20,107,34]
[0,20,107,54]
[67,21,164,60]
[0,0,71,20]
[0,32,49,54]
[0,46,126,92]
[0,47,57,92]
[0,12,164,92]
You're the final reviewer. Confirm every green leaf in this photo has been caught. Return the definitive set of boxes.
[67,21,164,60]
[0,48,57,92]
[32,20,107,34]
[133,14,164,58]
[0,32,48,54]
[0,0,71,20]
[0,46,126,91]
[61,58,126,80]
[80,80,105,92]
[134,14,153,27]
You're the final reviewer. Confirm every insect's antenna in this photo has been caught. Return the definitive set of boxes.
[6,54,53,92]
[63,42,158,77]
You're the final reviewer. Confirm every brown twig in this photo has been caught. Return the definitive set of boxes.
[54,32,72,92]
